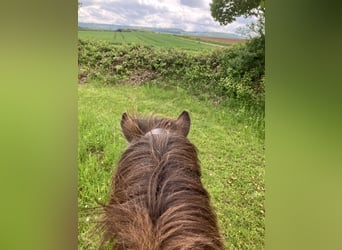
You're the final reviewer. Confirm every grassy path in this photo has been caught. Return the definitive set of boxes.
[78,83,265,249]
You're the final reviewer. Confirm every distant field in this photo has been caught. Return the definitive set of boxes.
[192,36,246,45]
[78,30,231,50]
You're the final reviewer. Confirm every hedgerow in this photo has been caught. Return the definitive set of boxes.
[78,37,264,123]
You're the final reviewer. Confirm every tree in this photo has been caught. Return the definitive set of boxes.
[210,0,265,26]
[210,0,265,104]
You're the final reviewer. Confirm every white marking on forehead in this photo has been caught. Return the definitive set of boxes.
[145,128,168,137]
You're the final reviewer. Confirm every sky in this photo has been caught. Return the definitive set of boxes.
[78,0,256,35]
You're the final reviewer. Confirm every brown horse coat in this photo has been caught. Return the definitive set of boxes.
[100,111,224,249]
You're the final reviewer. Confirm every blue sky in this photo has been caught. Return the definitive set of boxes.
[78,0,256,35]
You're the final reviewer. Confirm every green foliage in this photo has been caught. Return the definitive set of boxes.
[78,37,264,136]
[210,0,265,39]
[79,39,263,97]
[210,0,264,25]
[218,36,265,103]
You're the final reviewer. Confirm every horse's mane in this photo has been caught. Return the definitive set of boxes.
[99,112,224,249]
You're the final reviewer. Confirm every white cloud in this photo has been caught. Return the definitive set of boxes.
[78,0,256,34]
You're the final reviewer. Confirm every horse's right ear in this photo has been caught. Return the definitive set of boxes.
[175,110,191,137]
[120,112,141,142]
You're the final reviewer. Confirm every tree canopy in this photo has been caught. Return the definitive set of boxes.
[210,0,265,25]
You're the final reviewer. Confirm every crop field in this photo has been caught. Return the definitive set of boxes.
[78,30,229,50]
[190,36,246,45]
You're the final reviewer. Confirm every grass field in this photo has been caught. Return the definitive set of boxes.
[187,35,247,45]
[78,30,229,50]
[78,82,265,249]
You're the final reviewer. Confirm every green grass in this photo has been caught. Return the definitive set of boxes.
[78,30,225,50]
[78,82,265,249]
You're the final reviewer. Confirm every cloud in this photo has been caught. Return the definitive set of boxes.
[78,0,256,34]
[180,0,206,9]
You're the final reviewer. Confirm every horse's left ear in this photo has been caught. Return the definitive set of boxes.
[175,110,191,137]
[121,112,142,142]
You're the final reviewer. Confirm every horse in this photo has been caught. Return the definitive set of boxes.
[99,111,224,249]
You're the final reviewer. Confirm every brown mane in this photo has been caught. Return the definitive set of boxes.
[99,111,224,249]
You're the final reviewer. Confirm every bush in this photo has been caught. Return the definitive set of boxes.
[78,37,264,112]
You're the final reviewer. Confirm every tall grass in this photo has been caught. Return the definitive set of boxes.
[78,83,265,249]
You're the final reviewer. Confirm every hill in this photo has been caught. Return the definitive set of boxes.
[78,22,245,39]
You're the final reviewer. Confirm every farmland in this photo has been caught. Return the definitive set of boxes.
[78,30,234,50]
[188,35,247,45]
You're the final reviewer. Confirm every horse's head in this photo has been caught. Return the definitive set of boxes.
[120,111,191,142]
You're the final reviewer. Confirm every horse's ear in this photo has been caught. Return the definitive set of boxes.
[175,110,191,137]
[121,112,141,142]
